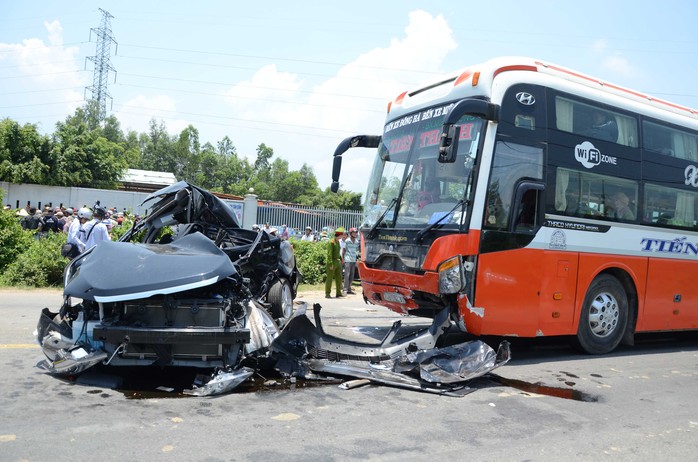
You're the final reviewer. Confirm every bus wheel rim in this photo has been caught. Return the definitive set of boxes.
[588,292,620,338]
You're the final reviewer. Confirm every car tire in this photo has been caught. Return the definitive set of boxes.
[575,274,628,355]
[268,278,293,319]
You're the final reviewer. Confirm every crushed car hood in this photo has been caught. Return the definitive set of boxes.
[141,181,240,229]
[65,233,236,302]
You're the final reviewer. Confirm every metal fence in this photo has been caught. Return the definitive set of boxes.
[256,203,363,235]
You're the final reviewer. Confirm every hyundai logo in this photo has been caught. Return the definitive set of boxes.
[516,92,535,106]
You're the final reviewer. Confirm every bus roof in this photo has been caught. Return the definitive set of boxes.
[388,56,698,122]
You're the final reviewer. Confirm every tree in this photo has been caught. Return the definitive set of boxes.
[121,130,142,169]
[195,142,219,190]
[174,125,200,182]
[249,143,275,197]
[50,106,127,189]
[302,186,362,210]
[217,136,236,157]
[101,115,125,144]
[213,136,248,194]
[140,119,174,173]
[253,143,273,173]
[0,118,52,184]
[219,152,253,195]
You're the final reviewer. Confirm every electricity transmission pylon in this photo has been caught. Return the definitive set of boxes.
[85,8,117,122]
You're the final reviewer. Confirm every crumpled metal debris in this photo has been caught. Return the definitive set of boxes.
[36,346,108,376]
[270,303,510,396]
[394,340,510,384]
[36,299,510,397]
[183,367,255,396]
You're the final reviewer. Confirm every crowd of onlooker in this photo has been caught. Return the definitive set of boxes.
[251,222,352,243]
[4,203,141,239]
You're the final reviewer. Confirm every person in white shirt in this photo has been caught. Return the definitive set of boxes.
[300,226,314,242]
[67,207,92,256]
[84,202,111,250]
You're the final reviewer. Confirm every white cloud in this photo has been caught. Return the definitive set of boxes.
[0,20,82,86]
[223,10,457,194]
[592,39,607,52]
[0,20,86,127]
[114,94,190,135]
[225,64,304,109]
[589,37,636,80]
[45,20,64,46]
[601,55,635,78]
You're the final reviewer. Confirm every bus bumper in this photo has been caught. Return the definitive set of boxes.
[358,263,486,335]
[359,263,440,315]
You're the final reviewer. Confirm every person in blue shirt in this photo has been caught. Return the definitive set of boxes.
[342,228,360,294]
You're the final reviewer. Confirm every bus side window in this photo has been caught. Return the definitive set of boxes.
[515,114,535,130]
[555,95,638,147]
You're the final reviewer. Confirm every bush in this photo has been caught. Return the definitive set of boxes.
[110,219,172,242]
[0,209,33,273]
[0,232,68,287]
[110,219,134,241]
[290,239,329,285]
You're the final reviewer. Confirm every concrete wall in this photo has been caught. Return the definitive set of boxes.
[1,182,253,226]
[1,182,153,214]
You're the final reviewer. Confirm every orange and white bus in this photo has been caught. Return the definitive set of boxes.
[330,56,698,354]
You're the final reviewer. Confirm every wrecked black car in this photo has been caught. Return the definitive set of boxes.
[120,181,301,321]
[36,182,300,394]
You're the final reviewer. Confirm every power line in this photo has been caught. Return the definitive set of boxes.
[0,41,89,53]
[111,108,359,141]
[115,83,385,113]
[0,86,85,96]
[119,43,445,75]
[0,70,87,80]
[117,54,421,86]
[0,100,83,109]
[85,8,117,121]
[118,72,388,101]
[0,59,77,69]
[112,104,363,135]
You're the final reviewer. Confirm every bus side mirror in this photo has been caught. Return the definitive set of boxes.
[331,135,381,194]
[331,155,342,193]
[438,98,499,164]
[438,124,461,163]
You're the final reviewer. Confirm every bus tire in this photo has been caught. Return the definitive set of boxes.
[575,274,628,355]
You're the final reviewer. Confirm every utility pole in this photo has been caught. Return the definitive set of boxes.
[85,8,117,122]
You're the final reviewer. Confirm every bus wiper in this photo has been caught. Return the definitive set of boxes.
[415,199,467,243]
[366,197,398,239]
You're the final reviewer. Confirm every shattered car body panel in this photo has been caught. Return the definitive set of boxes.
[64,233,236,303]
[271,304,510,396]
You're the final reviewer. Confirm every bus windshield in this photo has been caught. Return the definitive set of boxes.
[363,102,485,230]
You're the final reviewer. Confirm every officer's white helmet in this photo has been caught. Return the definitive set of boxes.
[77,207,92,220]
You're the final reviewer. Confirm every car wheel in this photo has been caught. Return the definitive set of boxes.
[575,274,628,355]
[268,279,293,319]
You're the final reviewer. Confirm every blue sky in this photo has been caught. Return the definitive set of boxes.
[2,1,697,196]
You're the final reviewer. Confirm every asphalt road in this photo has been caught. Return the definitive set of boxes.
[1,288,697,461]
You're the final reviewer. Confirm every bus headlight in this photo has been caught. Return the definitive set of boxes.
[438,256,465,294]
